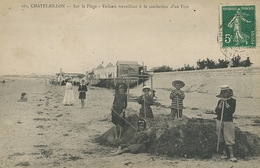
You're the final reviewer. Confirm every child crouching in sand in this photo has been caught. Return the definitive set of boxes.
[111,83,127,139]
[170,80,185,119]
[18,93,28,102]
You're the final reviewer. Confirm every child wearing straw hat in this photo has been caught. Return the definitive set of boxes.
[170,80,185,119]
[111,83,128,139]
[215,85,237,162]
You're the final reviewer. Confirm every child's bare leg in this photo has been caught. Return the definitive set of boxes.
[171,109,176,120]
[179,110,183,118]
[114,125,118,139]
[118,126,123,139]
[227,145,237,162]
[81,99,84,108]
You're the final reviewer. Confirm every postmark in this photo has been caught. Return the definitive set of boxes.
[221,5,256,48]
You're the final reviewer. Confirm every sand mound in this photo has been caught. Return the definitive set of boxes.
[95,115,260,159]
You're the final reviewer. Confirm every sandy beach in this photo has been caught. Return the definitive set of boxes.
[0,67,260,168]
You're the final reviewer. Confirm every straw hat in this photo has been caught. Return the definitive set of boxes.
[172,80,185,88]
[216,85,233,98]
[142,86,151,91]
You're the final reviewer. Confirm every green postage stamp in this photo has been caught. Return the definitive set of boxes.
[222,5,256,48]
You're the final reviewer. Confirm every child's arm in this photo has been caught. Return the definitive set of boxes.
[226,99,236,114]
[215,100,222,115]
[170,90,176,99]
[179,90,185,99]
[137,95,143,104]
[124,95,127,108]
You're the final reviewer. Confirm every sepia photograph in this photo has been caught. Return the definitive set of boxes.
[0,0,259,167]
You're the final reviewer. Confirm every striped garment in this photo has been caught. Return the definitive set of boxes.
[170,89,185,109]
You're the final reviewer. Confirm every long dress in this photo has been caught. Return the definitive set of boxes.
[63,82,75,105]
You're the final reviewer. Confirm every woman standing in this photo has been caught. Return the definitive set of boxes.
[63,78,75,106]
[78,79,88,109]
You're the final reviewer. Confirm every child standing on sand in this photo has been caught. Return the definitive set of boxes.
[111,83,127,139]
[170,80,185,119]
[138,86,154,118]
[215,85,237,162]
[78,79,88,109]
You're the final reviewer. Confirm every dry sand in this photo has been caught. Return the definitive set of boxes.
[0,67,260,168]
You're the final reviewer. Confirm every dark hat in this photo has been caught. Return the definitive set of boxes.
[138,118,147,130]
[216,85,233,98]
[172,80,185,88]
[115,83,127,94]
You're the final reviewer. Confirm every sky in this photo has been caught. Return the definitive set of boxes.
[0,0,259,75]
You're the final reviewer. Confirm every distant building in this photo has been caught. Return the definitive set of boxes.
[93,61,147,79]
[55,72,85,82]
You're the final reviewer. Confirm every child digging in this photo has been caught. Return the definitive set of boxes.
[138,86,154,119]
[215,85,237,162]
[111,83,127,139]
[170,80,185,119]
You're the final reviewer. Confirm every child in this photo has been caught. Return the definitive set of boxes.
[113,118,155,155]
[215,85,237,162]
[18,93,28,102]
[138,86,154,118]
[111,83,127,139]
[170,80,185,119]
[63,77,75,106]
[78,79,88,109]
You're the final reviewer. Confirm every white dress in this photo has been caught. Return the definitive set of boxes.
[63,82,75,105]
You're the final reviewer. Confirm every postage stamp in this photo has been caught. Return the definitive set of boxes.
[221,5,256,48]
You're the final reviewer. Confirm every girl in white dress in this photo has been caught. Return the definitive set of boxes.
[63,78,75,106]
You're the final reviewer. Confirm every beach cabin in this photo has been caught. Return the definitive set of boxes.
[93,61,147,79]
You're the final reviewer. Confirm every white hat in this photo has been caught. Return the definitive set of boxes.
[142,86,151,91]
[221,85,230,90]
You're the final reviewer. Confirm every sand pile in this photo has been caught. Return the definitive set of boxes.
[96,115,260,159]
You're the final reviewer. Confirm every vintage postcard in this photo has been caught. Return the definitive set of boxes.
[0,0,259,168]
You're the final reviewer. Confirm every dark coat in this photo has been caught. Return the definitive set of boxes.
[215,98,236,122]
[138,94,154,118]
[78,84,88,99]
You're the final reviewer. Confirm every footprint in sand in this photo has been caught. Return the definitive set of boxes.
[7,152,25,159]
[36,125,44,129]
[33,118,49,121]
[15,162,30,167]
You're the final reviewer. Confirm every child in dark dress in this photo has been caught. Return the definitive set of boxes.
[111,83,127,139]
[78,79,88,109]
[138,86,154,118]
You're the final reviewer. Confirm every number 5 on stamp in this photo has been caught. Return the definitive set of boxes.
[222,5,256,48]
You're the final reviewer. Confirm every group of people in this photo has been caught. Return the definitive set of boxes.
[110,80,237,162]
[63,78,88,109]
[61,77,237,161]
